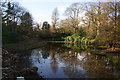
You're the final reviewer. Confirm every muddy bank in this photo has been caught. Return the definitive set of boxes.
[2,48,43,80]
[2,41,47,79]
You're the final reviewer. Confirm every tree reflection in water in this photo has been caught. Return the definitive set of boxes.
[31,49,49,64]
[49,49,58,73]
[58,51,88,78]
[27,43,120,78]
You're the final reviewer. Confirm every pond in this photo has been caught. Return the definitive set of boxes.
[19,42,120,78]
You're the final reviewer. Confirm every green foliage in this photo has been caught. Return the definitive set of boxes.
[42,21,50,29]
[20,12,33,27]
[64,35,88,44]
[64,32,95,45]
[63,43,89,51]
[74,36,81,43]
[75,29,86,37]
[38,29,51,39]
[2,25,20,44]
[81,37,85,43]
[2,2,34,44]
[63,29,92,44]
[64,36,73,41]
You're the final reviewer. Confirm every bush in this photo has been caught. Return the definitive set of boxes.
[2,26,20,44]
[75,29,86,37]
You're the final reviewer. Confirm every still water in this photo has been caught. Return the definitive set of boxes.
[19,43,120,78]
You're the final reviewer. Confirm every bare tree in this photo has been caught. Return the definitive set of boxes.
[83,2,110,39]
[64,2,83,33]
[51,7,59,33]
[59,18,75,33]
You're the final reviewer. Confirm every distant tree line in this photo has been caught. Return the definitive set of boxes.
[2,1,120,49]
[57,1,120,48]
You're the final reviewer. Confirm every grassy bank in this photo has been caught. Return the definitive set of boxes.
[3,40,47,52]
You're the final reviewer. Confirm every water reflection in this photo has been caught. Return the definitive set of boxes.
[20,43,120,78]
[49,49,58,73]
[64,43,89,51]
[31,50,49,59]
[77,53,86,61]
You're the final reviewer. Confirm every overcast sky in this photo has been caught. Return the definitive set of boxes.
[18,0,119,24]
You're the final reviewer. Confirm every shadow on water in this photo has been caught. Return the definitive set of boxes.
[19,42,120,78]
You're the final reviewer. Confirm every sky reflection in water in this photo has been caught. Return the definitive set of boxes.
[21,43,120,78]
